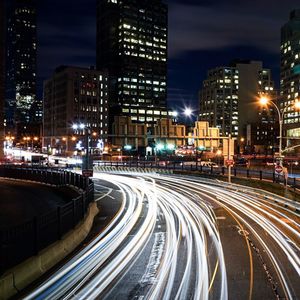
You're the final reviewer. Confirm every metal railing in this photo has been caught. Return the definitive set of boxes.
[0,166,94,273]
[94,160,300,190]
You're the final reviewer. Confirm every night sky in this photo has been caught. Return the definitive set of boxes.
[37,0,300,113]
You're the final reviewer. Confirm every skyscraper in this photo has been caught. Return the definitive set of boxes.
[0,0,5,158]
[199,60,276,152]
[96,0,168,130]
[280,9,300,138]
[6,0,37,135]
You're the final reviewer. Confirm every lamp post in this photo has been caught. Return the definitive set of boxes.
[228,134,232,183]
[216,149,222,166]
[73,123,93,177]
[5,135,15,149]
[259,96,300,165]
[240,137,245,154]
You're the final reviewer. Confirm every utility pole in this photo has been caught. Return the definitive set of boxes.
[228,134,231,183]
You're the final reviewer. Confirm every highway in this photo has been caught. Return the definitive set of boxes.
[24,173,300,300]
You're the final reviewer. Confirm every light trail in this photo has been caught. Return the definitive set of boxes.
[25,173,300,300]
[153,175,300,299]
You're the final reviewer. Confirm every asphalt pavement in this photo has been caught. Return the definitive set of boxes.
[22,173,300,300]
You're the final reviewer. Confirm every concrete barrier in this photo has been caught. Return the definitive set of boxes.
[0,202,99,300]
[94,166,173,174]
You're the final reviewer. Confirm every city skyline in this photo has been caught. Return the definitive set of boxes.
[36,0,300,112]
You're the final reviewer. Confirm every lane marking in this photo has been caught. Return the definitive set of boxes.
[140,232,165,285]
[94,187,114,202]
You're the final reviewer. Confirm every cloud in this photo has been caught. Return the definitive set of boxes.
[168,1,299,57]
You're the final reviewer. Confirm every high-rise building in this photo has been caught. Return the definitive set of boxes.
[199,66,239,137]
[280,9,300,139]
[199,60,276,152]
[96,0,168,130]
[43,66,109,154]
[0,0,5,158]
[5,0,37,134]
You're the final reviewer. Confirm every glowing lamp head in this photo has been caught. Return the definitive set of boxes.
[156,144,164,151]
[72,124,78,130]
[295,100,300,110]
[259,96,269,106]
[167,144,175,151]
[184,108,192,117]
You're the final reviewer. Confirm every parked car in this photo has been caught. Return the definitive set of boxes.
[200,161,219,168]
[234,158,248,166]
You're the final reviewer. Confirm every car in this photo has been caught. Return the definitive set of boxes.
[234,158,248,166]
[200,161,219,168]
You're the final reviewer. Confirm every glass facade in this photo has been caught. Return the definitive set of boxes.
[97,0,168,129]
[199,61,276,149]
[5,0,37,128]
[280,9,300,127]
[199,67,239,137]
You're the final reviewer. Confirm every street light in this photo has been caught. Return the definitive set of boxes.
[184,108,192,117]
[259,96,300,163]
[72,123,92,176]
[216,149,222,165]
[167,143,175,151]
[156,143,164,151]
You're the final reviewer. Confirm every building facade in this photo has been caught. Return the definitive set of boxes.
[5,0,38,135]
[199,60,276,152]
[281,9,300,139]
[43,66,109,154]
[112,115,148,149]
[96,0,169,129]
[112,117,222,156]
[191,121,220,150]
[199,66,239,137]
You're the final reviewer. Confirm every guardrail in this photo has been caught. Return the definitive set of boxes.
[94,160,300,190]
[0,166,94,273]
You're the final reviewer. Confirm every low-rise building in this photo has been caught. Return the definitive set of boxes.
[112,115,148,149]
[153,118,186,148]
[112,117,222,155]
[191,121,220,150]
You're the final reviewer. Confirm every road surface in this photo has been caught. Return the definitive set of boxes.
[24,173,300,300]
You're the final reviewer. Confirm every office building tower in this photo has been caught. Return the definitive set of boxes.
[280,9,300,138]
[6,0,37,133]
[199,60,276,152]
[96,0,168,129]
[0,0,5,158]
[43,66,109,154]
[199,66,239,137]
